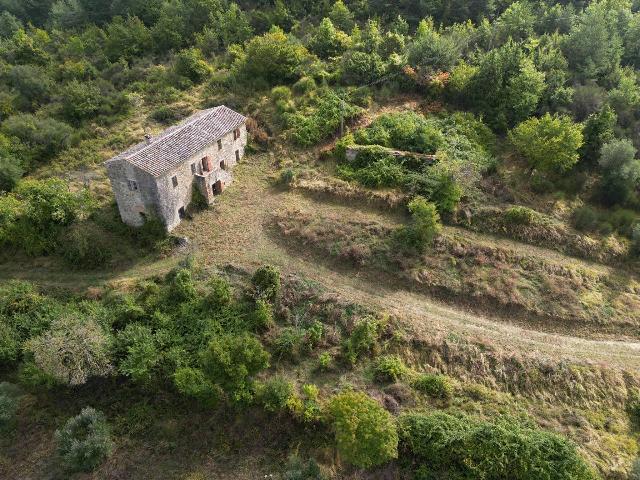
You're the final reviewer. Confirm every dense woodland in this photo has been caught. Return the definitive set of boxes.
[1,0,640,479]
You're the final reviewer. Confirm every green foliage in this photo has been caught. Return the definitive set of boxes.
[115,323,160,383]
[286,88,361,147]
[233,26,310,87]
[174,47,210,84]
[251,299,274,331]
[173,367,220,407]
[399,412,597,480]
[328,391,398,468]
[504,206,541,226]
[273,326,306,361]
[0,382,21,433]
[397,196,442,252]
[467,41,545,132]
[632,224,640,257]
[580,106,616,164]
[55,407,113,473]
[309,17,350,59]
[201,333,270,403]
[197,3,252,55]
[340,50,386,85]
[572,205,600,232]
[598,139,640,206]
[251,265,281,302]
[104,15,152,61]
[509,113,584,174]
[1,114,73,162]
[58,80,103,123]
[58,222,113,269]
[283,455,326,480]
[372,354,407,382]
[257,376,295,412]
[342,316,380,365]
[167,268,198,304]
[354,112,443,154]
[412,373,453,400]
[205,275,232,308]
[25,315,112,386]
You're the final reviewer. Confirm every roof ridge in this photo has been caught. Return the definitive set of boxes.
[122,106,222,161]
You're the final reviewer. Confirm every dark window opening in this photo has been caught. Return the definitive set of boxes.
[139,212,147,222]
[191,163,196,174]
[178,207,186,219]
[202,157,210,172]
[233,128,241,140]
[220,160,226,170]
[217,139,222,150]
[172,176,178,188]
[235,150,240,162]
[128,180,138,191]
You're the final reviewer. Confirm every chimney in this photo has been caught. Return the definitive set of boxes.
[144,133,152,144]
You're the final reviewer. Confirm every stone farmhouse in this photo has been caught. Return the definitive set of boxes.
[105,106,247,232]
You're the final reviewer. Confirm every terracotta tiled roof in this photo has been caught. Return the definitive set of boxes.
[106,106,246,177]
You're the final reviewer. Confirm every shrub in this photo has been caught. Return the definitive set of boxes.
[504,206,540,226]
[373,355,407,383]
[201,333,270,403]
[292,76,316,95]
[257,376,295,413]
[174,48,210,84]
[58,222,113,269]
[283,455,325,480]
[572,206,600,232]
[251,299,274,331]
[150,105,192,125]
[412,373,453,400]
[397,196,442,252]
[273,327,306,361]
[279,168,295,186]
[317,352,332,371]
[205,276,232,308]
[173,367,220,407]
[115,323,159,383]
[399,412,597,480]
[25,315,112,386]
[631,458,640,480]
[55,407,113,473]
[251,265,281,302]
[189,185,208,212]
[328,391,398,468]
[342,316,380,365]
[0,382,21,433]
[271,85,293,103]
[1,114,73,162]
[167,268,197,304]
[631,223,640,257]
[509,113,584,173]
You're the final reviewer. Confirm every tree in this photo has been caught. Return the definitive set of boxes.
[598,138,640,205]
[151,0,188,53]
[624,13,640,68]
[400,196,442,250]
[58,80,103,123]
[6,65,53,110]
[467,41,545,132]
[509,113,584,174]
[104,15,152,62]
[308,18,350,59]
[201,333,270,403]
[174,47,210,84]
[328,0,354,32]
[198,3,252,54]
[340,50,386,85]
[55,407,113,472]
[580,105,617,164]
[493,1,535,45]
[233,26,311,87]
[562,1,624,82]
[0,11,22,38]
[0,133,24,192]
[328,391,398,468]
[12,178,95,255]
[50,0,86,29]
[25,315,112,386]
[1,114,73,162]
[407,23,461,74]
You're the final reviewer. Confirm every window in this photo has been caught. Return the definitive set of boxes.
[217,139,222,150]
[127,180,138,191]
[178,207,185,219]
[233,128,241,140]
[220,160,226,170]
[235,150,240,162]
[202,156,210,172]
[191,163,196,174]
[172,175,178,188]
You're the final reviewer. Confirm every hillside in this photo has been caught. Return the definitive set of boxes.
[1,1,640,479]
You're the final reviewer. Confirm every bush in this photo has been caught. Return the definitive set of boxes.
[317,352,332,371]
[205,275,232,308]
[0,382,21,433]
[115,323,159,383]
[55,407,113,473]
[1,114,73,162]
[342,316,380,365]
[273,326,306,361]
[251,299,274,331]
[397,196,442,251]
[201,333,270,403]
[631,223,640,257]
[25,315,112,386]
[572,206,600,232]
[58,222,113,269]
[328,391,398,468]
[251,265,281,302]
[399,412,597,480]
[257,376,295,412]
[174,48,210,84]
[279,168,295,186]
[412,373,453,400]
[373,355,407,383]
[150,105,192,125]
[504,206,540,226]
[173,367,220,407]
[283,455,325,480]
[292,76,316,95]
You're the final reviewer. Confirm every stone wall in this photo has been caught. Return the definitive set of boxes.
[106,159,160,227]
[154,124,248,231]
